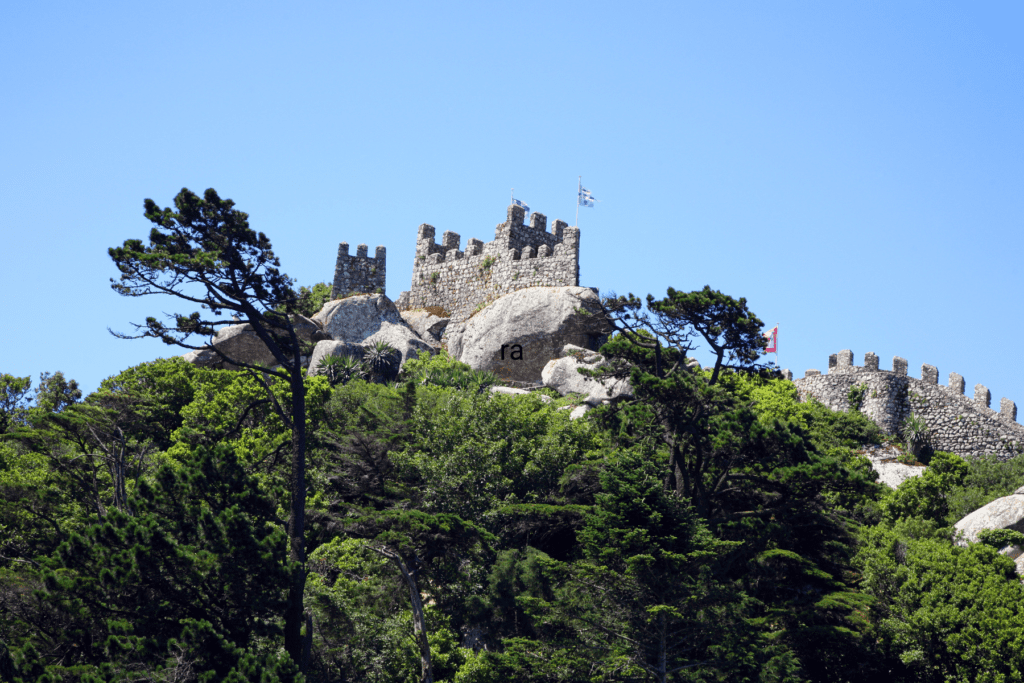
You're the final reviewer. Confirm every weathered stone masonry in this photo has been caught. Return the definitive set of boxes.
[792,350,1024,460]
[330,243,386,300]
[394,204,580,324]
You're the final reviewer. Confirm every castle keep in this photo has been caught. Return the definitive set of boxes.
[791,350,1024,460]
[394,204,580,323]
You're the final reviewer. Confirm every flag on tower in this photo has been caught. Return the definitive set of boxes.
[512,198,530,214]
[578,186,597,207]
[764,326,778,354]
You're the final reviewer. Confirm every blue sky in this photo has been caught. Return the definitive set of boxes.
[2,2,1022,410]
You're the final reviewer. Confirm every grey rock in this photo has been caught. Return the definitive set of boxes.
[954,490,1024,547]
[313,294,405,344]
[307,341,365,377]
[209,323,278,368]
[542,344,631,406]
[489,386,552,403]
[362,322,436,369]
[183,314,325,370]
[569,405,590,420]
[400,310,449,345]
[182,346,222,368]
[446,286,611,383]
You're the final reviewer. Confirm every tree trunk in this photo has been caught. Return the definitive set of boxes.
[377,547,434,683]
[283,373,308,670]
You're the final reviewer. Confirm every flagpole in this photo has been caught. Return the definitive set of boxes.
[575,176,580,227]
[770,323,778,370]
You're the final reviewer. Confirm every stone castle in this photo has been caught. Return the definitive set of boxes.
[329,203,580,324]
[791,350,1024,460]
[327,205,1023,461]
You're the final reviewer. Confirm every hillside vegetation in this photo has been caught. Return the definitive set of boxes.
[3,336,1024,682]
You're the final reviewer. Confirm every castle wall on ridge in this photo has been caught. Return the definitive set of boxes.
[792,350,1024,460]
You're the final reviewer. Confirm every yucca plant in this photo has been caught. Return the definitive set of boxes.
[316,353,366,386]
[364,341,401,383]
[900,412,929,460]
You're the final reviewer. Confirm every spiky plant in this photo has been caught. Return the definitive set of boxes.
[317,352,365,386]
[364,341,401,383]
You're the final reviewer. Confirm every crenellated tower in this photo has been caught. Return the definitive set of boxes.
[331,243,386,299]
[396,204,580,323]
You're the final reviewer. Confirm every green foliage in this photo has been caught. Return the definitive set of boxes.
[392,386,603,528]
[976,527,1024,550]
[2,444,301,681]
[481,255,495,270]
[316,352,367,386]
[0,373,32,435]
[856,521,1024,682]
[945,452,1024,524]
[363,340,401,383]
[279,281,332,318]
[400,350,498,392]
[880,450,968,525]
[847,382,868,412]
[900,413,929,451]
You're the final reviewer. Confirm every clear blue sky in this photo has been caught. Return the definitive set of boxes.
[2,2,1022,409]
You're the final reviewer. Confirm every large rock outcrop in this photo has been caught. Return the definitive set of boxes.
[183,314,324,370]
[445,287,611,383]
[313,294,434,368]
[542,344,631,406]
[400,310,449,346]
[954,487,1024,547]
[307,341,365,377]
[313,294,404,343]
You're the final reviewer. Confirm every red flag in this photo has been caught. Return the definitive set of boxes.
[764,326,778,354]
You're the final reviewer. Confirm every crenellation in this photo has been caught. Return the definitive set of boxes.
[838,349,853,369]
[975,384,991,409]
[922,364,938,384]
[331,240,386,299]
[550,219,566,241]
[441,231,461,251]
[794,352,1024,460]
[781,369,793,381]
[829,354,837,370]
[403,203,582,322]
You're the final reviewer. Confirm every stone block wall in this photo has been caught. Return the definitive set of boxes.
[331,243,386,299]
[396,204,580,323]
[792,350,1024,460]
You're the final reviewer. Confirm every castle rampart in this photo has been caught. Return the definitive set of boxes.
[791,350,1024,460]
[396,204,580,323]
[331,243,386,299]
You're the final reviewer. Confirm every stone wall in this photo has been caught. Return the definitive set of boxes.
[396,204,580,323]
[792,350,1024,460]
[331,243,386,299]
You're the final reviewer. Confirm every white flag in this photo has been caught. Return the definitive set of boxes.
[512,197,530,214]
[579,187,597,207]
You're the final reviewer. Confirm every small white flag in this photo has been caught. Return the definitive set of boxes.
[578,186,597,207]
[512,198,530,214]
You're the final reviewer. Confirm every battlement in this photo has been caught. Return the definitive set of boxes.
[400,204,581,323]
[331,242,386,299]
[792,349,1024,460]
